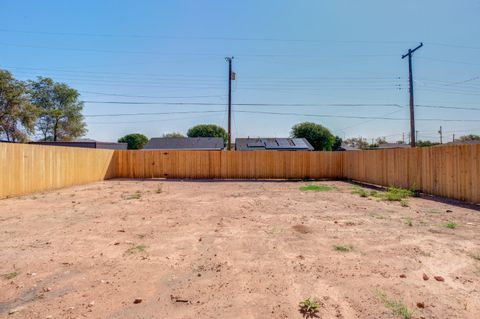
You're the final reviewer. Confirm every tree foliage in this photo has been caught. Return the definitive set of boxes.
[416,140,439,147]
[0,70,37,142]
[187,124,227,143]
[290,122,334,151]
[28,77,86,141]
[332,136,343,151]
[458,134,480,141]
[343,137,370,150]
[162,132,185,138]
[118,133,149,149]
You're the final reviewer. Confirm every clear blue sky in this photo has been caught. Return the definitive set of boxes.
[1,0,479,143]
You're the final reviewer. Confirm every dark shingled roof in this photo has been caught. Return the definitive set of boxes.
[144,137,225,150]
[29,140,127,150]
[235,138,314,151]
[376,143,411,149]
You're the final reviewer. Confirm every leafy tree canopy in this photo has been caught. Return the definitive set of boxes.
[458,134,480,141]
[162,132,185,138]
[187,124,227,143]
[28,77,86,141]
[290,122,334,151]
[332,136,343,151]
[118,133,149,149]
[343,137,370,150]
[0,70,37,142]
[416,140,440,147]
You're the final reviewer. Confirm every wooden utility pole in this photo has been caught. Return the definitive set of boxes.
[225,57,234,150]
[438,126,443,144]
[402,43,423,147]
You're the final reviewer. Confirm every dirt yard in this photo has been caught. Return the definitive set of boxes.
[1,180,479,319]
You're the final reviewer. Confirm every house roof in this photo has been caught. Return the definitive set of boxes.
[446,140,480,146]
[29,140,128,150]
[338,143,360,151]
[143,137,224,150]
[376,143,411,149]
[235,138,314,151]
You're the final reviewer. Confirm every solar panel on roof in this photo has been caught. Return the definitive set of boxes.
[264,140,280,149]
[276,139,291,147]
[246,140,265,147]
[291,138,309,148]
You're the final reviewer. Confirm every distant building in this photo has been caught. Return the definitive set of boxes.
[446,140,480,146]
[235,138,314,151]
[337,144,360,151]
[29,138,127,150]
[143,137,225,150]
[376,143,411,150]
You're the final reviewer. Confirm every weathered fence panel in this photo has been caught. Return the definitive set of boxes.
[0,143,115,199]
[113,150,345,180]
[342,145,480,203]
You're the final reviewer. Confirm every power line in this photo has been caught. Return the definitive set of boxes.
[82,109,480,122]
[82,101,406,108]
[3,28,480,50]
[87,113,222,125]
[80,100,480,112]
[235,110,479,122]
[80,91,224,99]
[83,110,225,118]
[0,42,398,59]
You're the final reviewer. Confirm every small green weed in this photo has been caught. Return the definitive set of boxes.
[400,199,409,207]
[369,213,386,219]
[470,252,480,261]
[155,186,162,194]
[125,191,142,200]
[2,271,18,280]
[334,244,353,252]
[125,244,147,254]
[404,218,413,227]
[300,185,335,192]
[418,250,431,257]
[384,187,414,201]
[377,291,414,319]
[298,298,320,317]
[351,186,369,197]
[444,221,458,229]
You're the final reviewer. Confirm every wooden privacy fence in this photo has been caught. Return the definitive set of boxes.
[343,144,480,203]
[0,143,115,199]
[113,150,344,179]
[1,143,479,203]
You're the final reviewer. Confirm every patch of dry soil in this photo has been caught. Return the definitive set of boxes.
[1,180,479,318]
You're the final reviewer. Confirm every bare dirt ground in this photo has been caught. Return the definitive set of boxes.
[1,180,479,319]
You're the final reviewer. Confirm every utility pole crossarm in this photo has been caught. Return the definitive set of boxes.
[402,42,423,59]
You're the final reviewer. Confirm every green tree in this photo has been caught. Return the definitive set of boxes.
[28,77,86,141]
[458,134,480,141]
[187,124,227,144]
[163,132,185,138]
[332,135,343,151]
[290,122,334,151]
[0,70,37,142]
[118,133,148,149]
[417,140,439,147]
[343,137,370,150]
